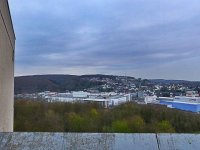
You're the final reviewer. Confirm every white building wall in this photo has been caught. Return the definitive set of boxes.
[72,91,89,98]
[0,0,15,132]
[109,96,128,106]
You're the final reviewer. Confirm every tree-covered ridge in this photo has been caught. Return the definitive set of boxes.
[15,74,200,94]
[14,100,200,133]
[14,75,104,94]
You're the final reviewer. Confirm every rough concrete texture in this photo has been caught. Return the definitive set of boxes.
[0,133,199,150]
[0,0,15,132]
[157,134,200,150]
[0,133,158,150]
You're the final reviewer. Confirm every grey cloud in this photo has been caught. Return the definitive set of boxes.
[9,0,200,80]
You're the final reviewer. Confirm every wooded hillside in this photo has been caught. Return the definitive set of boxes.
[14,100,200,133]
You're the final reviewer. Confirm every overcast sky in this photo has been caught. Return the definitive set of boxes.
[9,0,200,81]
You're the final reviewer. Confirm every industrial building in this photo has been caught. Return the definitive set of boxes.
[19,91,132,108]
[0,0,15,131]
[158,96,200,113]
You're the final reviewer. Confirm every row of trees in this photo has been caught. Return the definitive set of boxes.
[14,100,200,133]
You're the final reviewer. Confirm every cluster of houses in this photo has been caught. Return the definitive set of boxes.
[16,90,200,113]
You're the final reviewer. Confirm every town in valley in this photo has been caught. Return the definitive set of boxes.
[15,74,200,113]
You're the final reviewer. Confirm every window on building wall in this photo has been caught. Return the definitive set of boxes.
[12,50,14,62]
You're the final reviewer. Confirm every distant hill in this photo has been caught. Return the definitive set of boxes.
[14,74,200,94]
[149,79,200,85]
[14,74,104,94]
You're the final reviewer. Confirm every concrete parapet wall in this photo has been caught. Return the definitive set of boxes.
[0,133,200,150]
